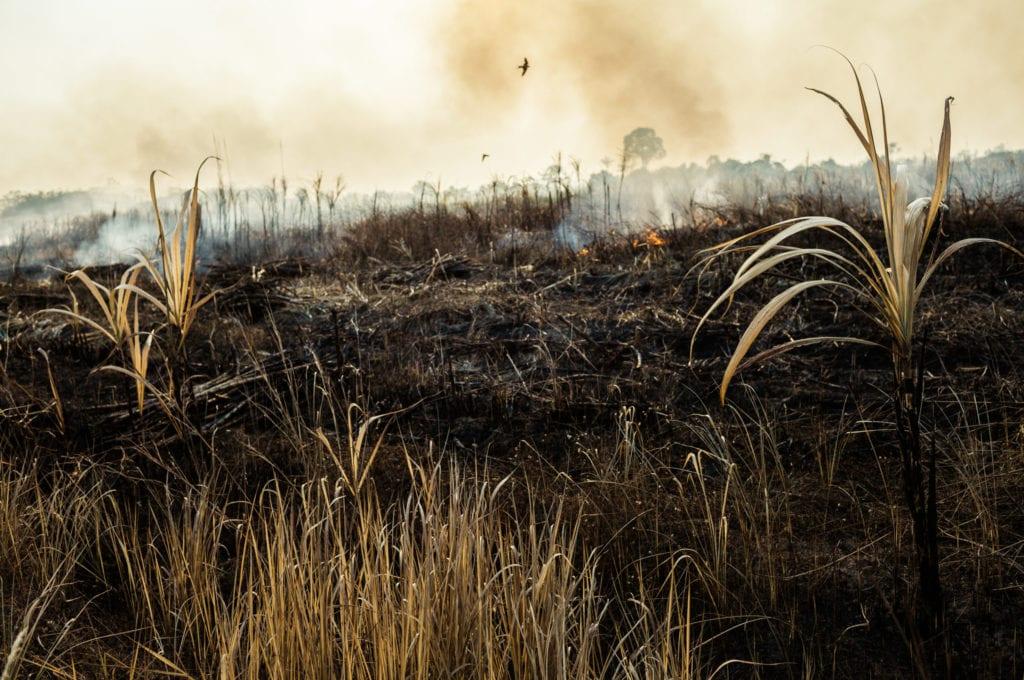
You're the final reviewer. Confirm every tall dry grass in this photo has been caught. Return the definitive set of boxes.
[0,458,708,679]
[3,380,1023,676]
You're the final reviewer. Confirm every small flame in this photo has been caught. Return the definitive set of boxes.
[645,229,666,247]
[578,246,591,257]
[631,229,666,248]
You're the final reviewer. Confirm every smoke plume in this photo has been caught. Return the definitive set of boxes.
[440,0,729,159]
[2,0,1024,194]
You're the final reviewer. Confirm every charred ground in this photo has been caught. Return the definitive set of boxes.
[2,194,1024,677]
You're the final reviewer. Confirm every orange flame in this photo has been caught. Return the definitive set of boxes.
[645,229,666,247]
[632,229,666,248]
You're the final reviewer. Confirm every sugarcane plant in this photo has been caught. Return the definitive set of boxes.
[49,158,218,421]
[50,263,143,348]
[691,57,1023,632]
[48,264,150,415]
[124,157,219,405]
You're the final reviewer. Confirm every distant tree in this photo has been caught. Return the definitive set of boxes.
[623,127,666,169]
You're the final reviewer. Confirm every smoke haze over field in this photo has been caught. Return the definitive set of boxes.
[440,0,729,159]
[2,0,1023,194]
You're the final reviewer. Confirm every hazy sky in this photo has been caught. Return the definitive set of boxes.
[1,0,1022,194]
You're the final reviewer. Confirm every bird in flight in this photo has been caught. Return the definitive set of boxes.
[481,153,490,162]
[517,57,529,76]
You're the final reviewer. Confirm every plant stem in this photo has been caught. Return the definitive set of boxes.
[893,336,943,640]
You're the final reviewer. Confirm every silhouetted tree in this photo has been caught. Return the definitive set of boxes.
[623,127,666,169]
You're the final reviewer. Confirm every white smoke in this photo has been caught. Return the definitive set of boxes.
[72,212,155,266]
[1,148,1022,272]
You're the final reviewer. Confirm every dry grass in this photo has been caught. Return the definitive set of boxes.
[3,376,1022,677]
[0,451,713,679]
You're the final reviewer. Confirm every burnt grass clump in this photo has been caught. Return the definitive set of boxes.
[2,192,1024,678]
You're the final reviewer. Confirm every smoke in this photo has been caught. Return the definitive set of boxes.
[440,0,729,159]
[70,211,157,267]
[3,147,1022,274]
[439,0,1024,173]
[0,67,433,194]
[2,0,1024,195]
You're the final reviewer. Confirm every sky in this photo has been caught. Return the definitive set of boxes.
[1,0,1022,194]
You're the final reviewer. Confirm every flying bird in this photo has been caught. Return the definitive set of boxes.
[481,153,490,162]
[517,57,529,76]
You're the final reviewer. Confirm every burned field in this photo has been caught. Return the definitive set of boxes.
[1,190,1023,678]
